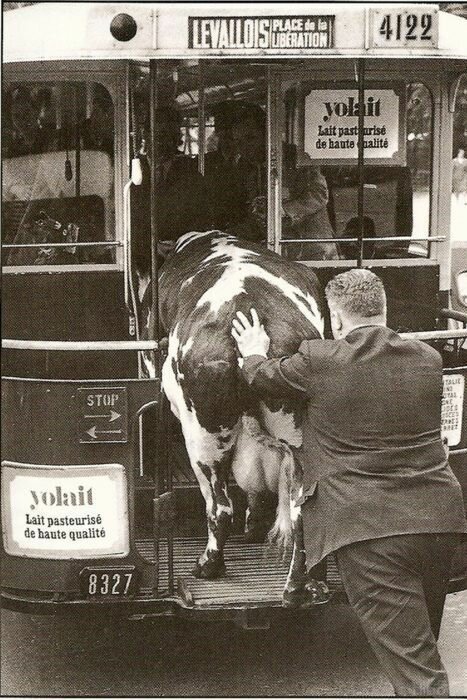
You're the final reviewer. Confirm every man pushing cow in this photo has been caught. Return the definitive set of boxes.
[232,268,467,698]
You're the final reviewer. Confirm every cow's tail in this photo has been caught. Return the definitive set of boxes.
[268,442,295,552]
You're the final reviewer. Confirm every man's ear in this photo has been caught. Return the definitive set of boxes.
[330,307,342,330]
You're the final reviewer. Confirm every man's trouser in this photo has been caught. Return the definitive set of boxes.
[335,533,460,697]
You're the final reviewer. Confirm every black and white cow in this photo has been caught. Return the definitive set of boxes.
[142,230,324,587]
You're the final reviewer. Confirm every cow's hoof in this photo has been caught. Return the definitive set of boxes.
[282,581,332,609]
[242,526,269,544]
[191,557,226,579]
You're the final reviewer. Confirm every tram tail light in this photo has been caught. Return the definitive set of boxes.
[110,13,138,42]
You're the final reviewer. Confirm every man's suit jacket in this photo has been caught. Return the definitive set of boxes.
[242,325,467,568]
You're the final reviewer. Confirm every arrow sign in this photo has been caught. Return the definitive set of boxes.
[84,410,121,422]
[86,426,123,440]
[78,387,128,443]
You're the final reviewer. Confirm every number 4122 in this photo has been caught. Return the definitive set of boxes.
[379,13,433,42]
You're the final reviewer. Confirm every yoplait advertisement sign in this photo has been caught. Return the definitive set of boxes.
[304,86,406,164]
[2,464,129,559]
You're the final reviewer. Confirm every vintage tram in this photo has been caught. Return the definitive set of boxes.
[2,2,467,626]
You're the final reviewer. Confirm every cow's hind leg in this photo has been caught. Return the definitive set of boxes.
[244,491,277,543]
[282,476,331,608]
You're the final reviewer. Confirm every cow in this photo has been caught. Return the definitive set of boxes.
[7,210,79,266]
[142,230,325,598]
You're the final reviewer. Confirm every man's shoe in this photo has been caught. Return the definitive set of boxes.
[305,578,332,604]
[282,580,332,608]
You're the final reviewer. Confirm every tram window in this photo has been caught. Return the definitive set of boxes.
[175,62,270,241]
[283,80,434,260]
[451,74,467,241]
[129,64,212,278]
[129,61,274,275]
[2,81,115,267]
[457,271,467,308]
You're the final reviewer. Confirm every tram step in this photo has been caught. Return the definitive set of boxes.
[135,536,344,606]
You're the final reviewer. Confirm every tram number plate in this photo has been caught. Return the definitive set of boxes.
[370,9,438,48]
[80,567,140,598]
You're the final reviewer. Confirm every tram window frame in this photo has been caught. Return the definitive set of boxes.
[2,72,124,275]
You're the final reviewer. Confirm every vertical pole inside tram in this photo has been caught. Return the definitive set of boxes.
[198,61,206,175]
[149,61,161,502]
[357,58,365,268]
[149,60,160,366]
[149,60,175,594]
[74,86,81,198]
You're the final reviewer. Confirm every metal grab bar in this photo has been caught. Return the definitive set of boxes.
[2,241,121,249]
[400,330,467,341]
[2,339,159,351]
[123,180,132,312]
[279,236,445,244]
[439,308,467,324]
[3,331,467,350]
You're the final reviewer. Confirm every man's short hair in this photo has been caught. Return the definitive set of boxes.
[325,269,386,318]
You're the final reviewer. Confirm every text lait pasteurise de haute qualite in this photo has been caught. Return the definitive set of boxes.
[23,512,106,542]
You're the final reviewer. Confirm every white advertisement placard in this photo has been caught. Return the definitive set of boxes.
[304,87,404,163]
[1,463,129,558]
[441,374,465,448]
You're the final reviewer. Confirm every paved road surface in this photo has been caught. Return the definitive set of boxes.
[1,590,465,697]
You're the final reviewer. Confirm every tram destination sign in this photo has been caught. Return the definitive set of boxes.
[78,387,128,444]
[188,16,335,50]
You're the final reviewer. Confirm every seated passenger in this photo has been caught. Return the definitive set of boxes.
[7,210,79,266]
[5,87,59,158]
[340,216,376,260]
[81,92,114,157]
[131,106,209,286]
[204,101,247,230]
[206,100,339,260]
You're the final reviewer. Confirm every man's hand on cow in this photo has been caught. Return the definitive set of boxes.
[231,308,270,358]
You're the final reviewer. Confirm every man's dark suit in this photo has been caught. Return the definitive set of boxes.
[242,325,466,697]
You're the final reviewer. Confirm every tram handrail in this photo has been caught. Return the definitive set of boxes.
[2,241,122,249]
[2,339,159,351]
[3,330,467,351]
[439,308,467,324]
[400,330,467,341]
[279,236,446,244]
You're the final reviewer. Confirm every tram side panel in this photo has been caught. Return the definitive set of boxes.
[1,271,138,380]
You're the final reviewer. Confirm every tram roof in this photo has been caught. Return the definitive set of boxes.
[3,2,467,64]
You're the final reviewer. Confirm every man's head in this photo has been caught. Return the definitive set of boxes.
[325,269,387,339]
[230,102,266,165]
[11,87,40,144]
[154,106,182,161]
[212,101,238,162]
